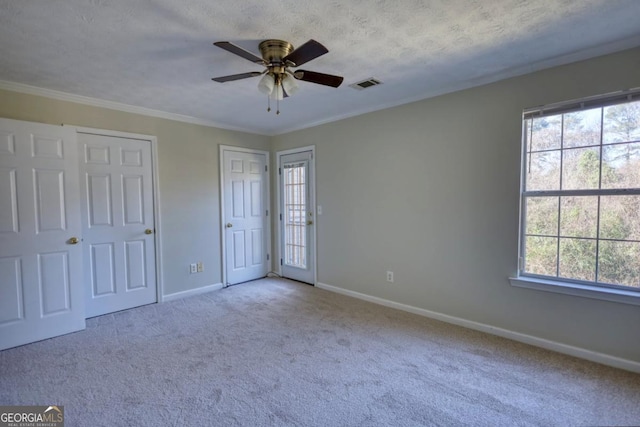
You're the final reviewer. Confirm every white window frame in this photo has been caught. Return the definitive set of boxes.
[509,88,640,306]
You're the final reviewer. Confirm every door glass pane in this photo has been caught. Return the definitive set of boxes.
[284,161,307,268]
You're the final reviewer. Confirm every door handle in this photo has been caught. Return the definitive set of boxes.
[307,220,313,225]
[226,223,233,228]
[145,229,154,235]
[68,237,79,244]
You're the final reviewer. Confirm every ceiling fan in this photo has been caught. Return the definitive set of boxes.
[212,39,344,113]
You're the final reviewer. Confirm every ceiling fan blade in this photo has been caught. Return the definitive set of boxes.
[293,70,344,88]
[214,41,264,64]
[283,39,328,67]
[212,71,262,83]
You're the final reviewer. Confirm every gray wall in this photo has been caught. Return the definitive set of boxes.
[1,46,638,362]
[271,47,640,362]
[0,89,270,296]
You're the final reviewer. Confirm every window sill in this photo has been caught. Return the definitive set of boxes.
[509,276,640,306]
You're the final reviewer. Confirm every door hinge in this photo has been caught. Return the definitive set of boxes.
[279,167,281,175]
[267,253,270,261]
[279,213,282,221]
[266,209,269,216]
[280,258,283,266]
[265,165,268,172]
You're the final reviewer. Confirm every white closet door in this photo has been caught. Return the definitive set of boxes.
[222,149,268,285]
[0,118,85,351]
[79,133,157,317]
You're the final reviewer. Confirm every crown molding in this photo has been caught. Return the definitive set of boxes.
[0,80,263,135]
[2,36,639,138]
[276,37,640,135]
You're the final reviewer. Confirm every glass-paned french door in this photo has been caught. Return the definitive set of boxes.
[279,149,315,284]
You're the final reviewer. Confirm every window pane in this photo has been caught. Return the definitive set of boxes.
[526,150,560,191]
[522,96,640,289]
[559,238,596,282]
[525,236,557,276]
[603,101,640,144]
[530,116,561,151]
[599,195,640,241]
[525,197,558,236]
[526,197,558,236]
[598,240,640,288]
[601,142,640,189]
[559,196,597,238]
[561,147,600,190]
[563,109,601,148]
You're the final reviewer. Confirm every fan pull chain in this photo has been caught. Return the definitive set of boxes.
[266,94,280,114]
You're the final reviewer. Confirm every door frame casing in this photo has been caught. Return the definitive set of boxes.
[71,126,164,304]
[276,145,317,285]
[219,145,271,286]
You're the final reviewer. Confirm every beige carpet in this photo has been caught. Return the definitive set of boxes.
[1,278,639,426]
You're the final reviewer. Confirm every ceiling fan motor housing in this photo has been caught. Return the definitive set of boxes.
[259,40,294,66]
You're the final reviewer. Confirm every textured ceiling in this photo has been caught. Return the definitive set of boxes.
[0,0,639,135]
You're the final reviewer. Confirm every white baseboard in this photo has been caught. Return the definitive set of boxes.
[316,282,640,373]
[161,283,223,302]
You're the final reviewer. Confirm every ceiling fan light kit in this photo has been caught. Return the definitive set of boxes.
[212,39,344,114]
[281,73,299,96]
[257,74,274,95]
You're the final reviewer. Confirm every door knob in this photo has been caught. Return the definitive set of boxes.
[68,237,79,244]
[226,223,233,228]
[145,229,154,235]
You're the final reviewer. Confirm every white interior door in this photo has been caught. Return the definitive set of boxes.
[222,148,269,285]
[78,132,157,318]
[0,118,85,351]
[279,150,315,284]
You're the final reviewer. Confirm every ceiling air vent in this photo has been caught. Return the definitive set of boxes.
[350,78,382,90]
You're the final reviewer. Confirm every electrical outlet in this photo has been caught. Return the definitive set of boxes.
[190,263,197,274]
[197,262,204,272]
[386,271,394,283]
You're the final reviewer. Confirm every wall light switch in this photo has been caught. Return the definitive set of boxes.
[197,262,204,272]
[190,263,197,274]
[317,205,323,215]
